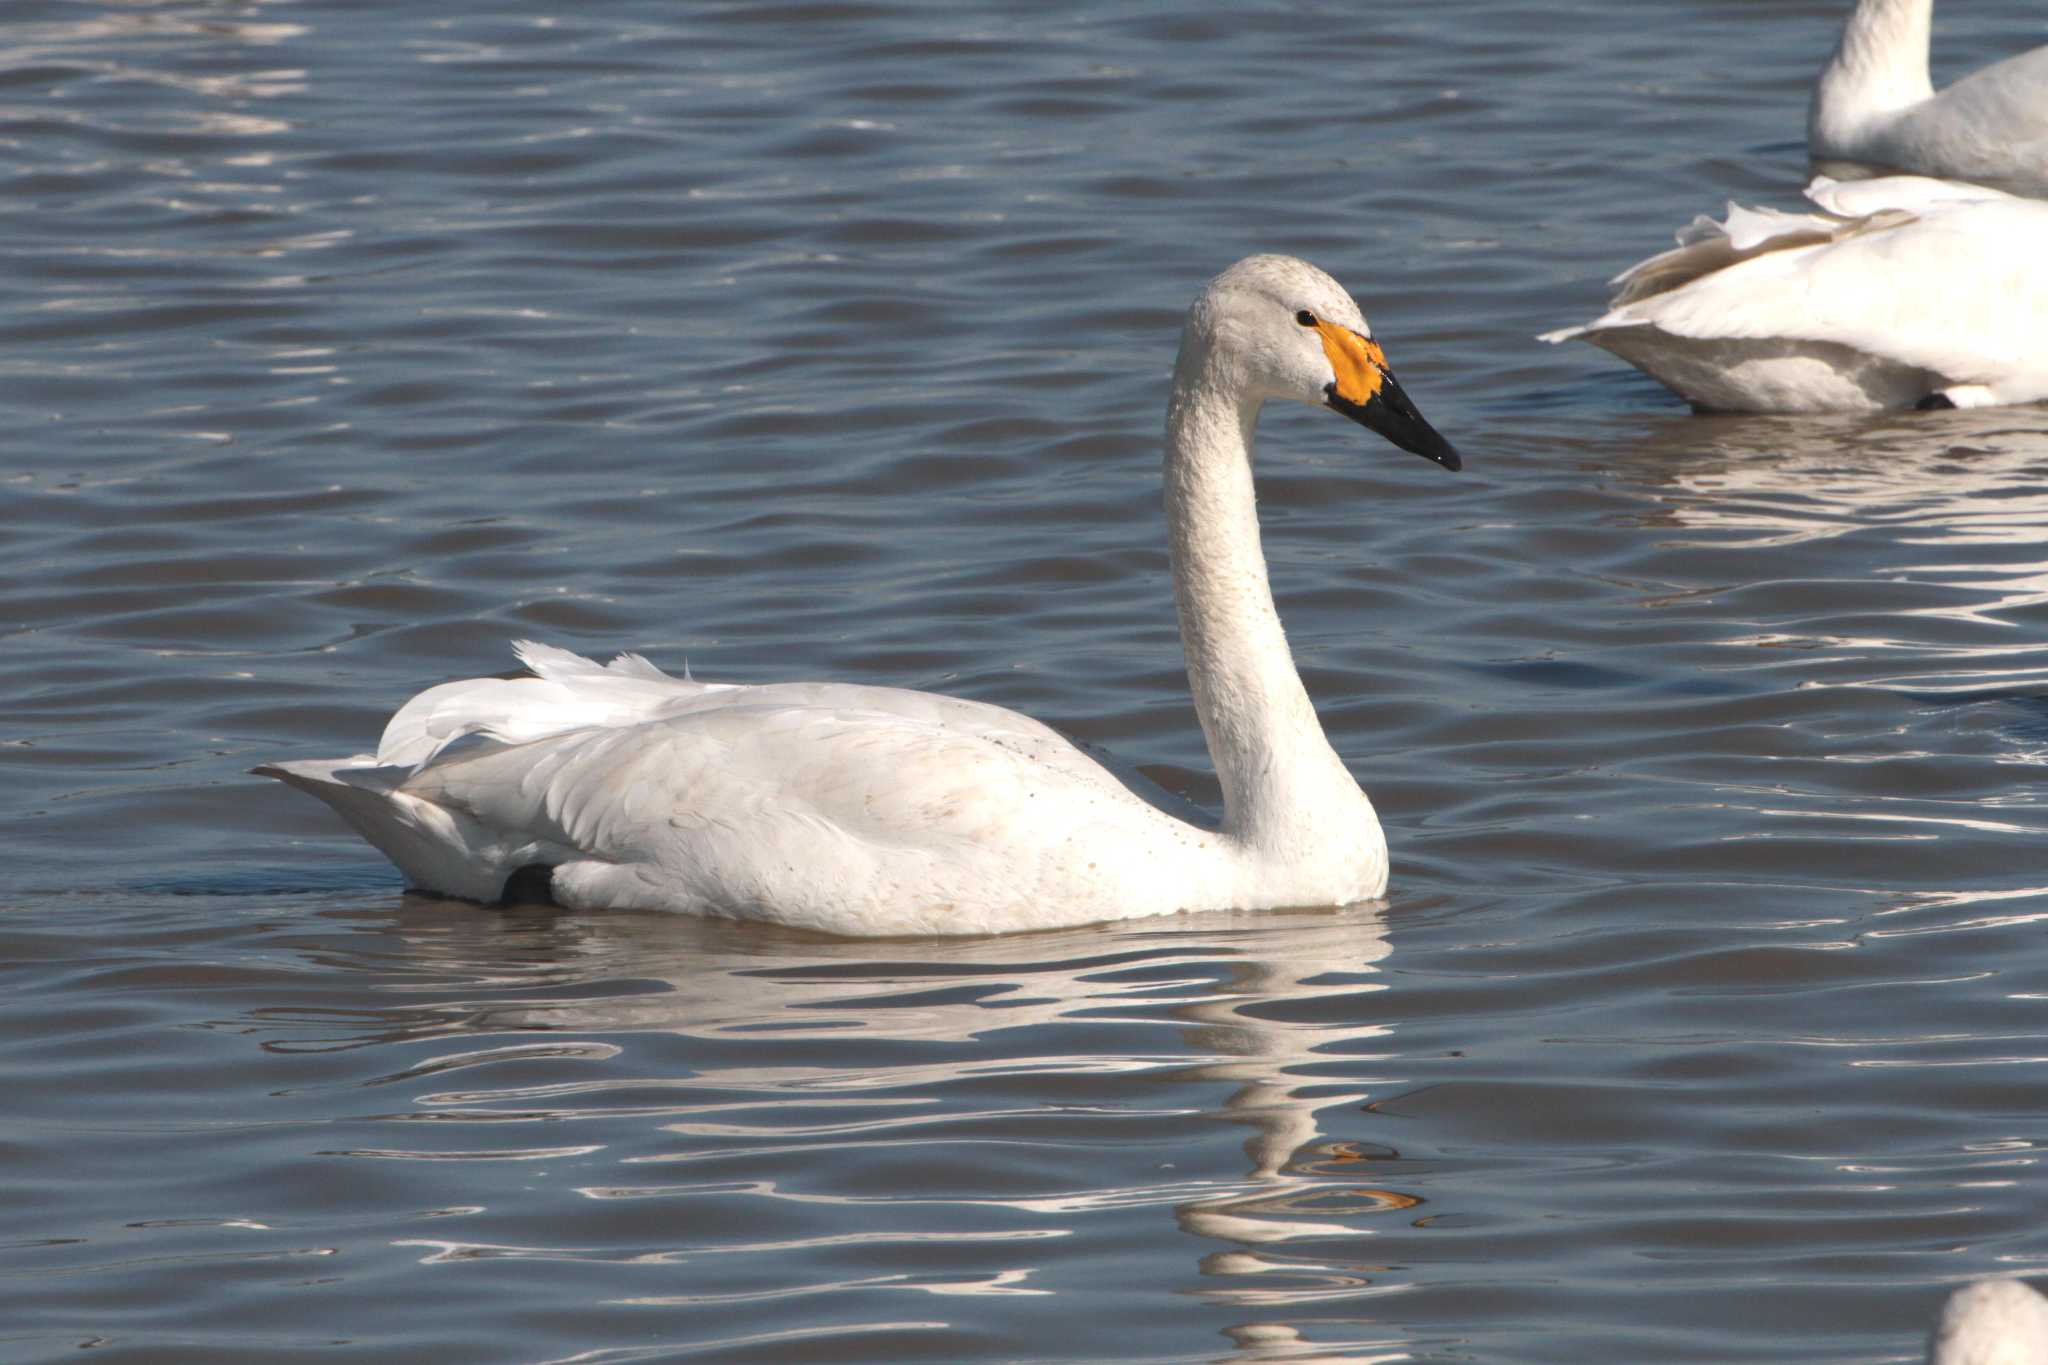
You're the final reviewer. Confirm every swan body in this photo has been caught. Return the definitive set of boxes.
[1810,0,2048,186]
[260,255,1461,937]
[1540,175,2048,413]
[1929,1279,2048,1365]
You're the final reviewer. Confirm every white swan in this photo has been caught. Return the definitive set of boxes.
[1928,1279,2048,1365]
[258,255,1461,937]
[1539,174,2048,413]
[1810,0,2048,187]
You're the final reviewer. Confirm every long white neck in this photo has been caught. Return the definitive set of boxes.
[1162,360,1372,857]
[1811,0,1935,152]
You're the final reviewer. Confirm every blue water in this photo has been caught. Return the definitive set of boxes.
[5,1,2048,1360]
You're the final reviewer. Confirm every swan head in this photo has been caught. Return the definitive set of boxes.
[1181,254,1461,471]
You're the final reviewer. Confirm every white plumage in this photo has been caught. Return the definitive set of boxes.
[1540,175,2048,414]
[1928,1279,2048,1365]
[1810,0,2048,188]
[260,254,1461,937]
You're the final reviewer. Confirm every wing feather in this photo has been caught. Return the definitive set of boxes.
[1544,178,2048,398]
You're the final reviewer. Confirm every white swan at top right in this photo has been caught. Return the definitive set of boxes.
[1810,0,2048,187]
[1540,175,2048,414]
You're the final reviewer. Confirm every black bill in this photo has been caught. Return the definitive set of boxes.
[1325,372,1462,472]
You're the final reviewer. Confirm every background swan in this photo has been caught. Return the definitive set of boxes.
[259,254,1460,937]
[1928,1279,2048,1365]
[1810,0,2048,187]
[1539,175,2048,413]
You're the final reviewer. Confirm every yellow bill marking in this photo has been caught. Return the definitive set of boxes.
[1313,320,1388,408]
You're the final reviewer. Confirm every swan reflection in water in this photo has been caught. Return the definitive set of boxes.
[311,900,1415,1362]
[1624,410,2048,564]
[1622,411,2048,742]
[1601,409,2048,919]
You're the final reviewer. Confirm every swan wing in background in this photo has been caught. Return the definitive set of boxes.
[1541,176,2048,413]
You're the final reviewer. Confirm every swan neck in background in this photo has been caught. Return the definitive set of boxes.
[1811,0,1935,149]
[1162,367,1368,853]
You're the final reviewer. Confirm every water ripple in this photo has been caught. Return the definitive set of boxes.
[6,0,2048,1358]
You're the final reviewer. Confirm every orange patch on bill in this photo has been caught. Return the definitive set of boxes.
[1313,321,1388,408]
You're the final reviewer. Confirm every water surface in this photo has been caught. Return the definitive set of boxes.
[6,0,2048,1360]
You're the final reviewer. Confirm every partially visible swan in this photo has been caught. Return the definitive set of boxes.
[1539,175,2048,413]
[1810,0,2048,186]
[1928,1279,2048,1365]
[259,255,1461,937]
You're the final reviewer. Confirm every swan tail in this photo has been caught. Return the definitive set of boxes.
[252,756,401,802]
[253,759,519,902]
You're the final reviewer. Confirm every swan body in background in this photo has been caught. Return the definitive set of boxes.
[259,255,1461,937]
[1810,0,2048,187]
[1539,175,2048,413]
[1928,1279,2048,1365]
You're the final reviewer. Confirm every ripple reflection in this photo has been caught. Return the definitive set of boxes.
[245,902,1418,1357]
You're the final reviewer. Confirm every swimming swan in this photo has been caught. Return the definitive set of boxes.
[258,255,1462,937]
[1810,0,2048,187]
[1539,175,2048,413]
[1927,1278,2048,1365]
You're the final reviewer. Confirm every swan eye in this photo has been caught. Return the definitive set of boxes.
[1295,310,1317,327]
